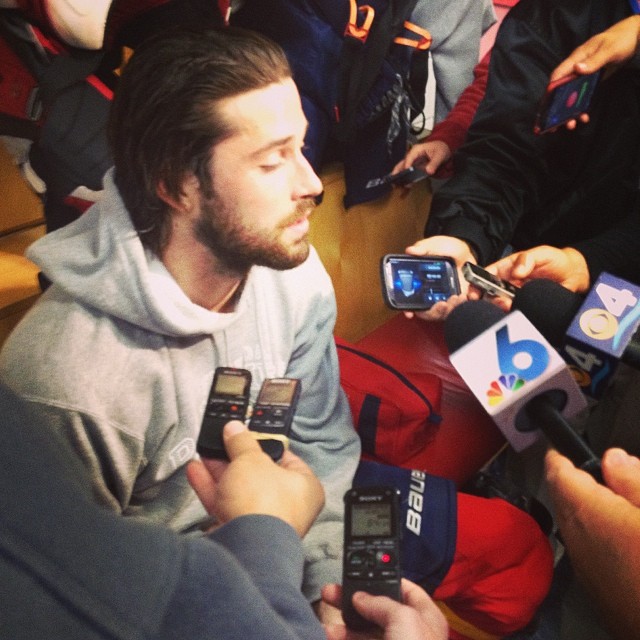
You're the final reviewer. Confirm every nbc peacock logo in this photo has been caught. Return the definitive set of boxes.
[486,373,526,406]
[484,324,549,407]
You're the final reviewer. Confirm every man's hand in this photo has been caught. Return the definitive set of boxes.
[186,420,325,537]
[401,236,475,321]
[321,580,448,640]
[393,139,452,177]
[545,448,640,639]
[487,245,590,298]
[551,15,640,83]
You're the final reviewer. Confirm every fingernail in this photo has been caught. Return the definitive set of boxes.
[224,420,246,436]
[606,448,636,467]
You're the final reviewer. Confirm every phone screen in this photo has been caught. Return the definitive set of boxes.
[534,72,600,134]
[381,255,460,310]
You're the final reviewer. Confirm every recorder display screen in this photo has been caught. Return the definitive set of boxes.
[215,373,249,396]
[350,502,392,537]
[257,382,296,405]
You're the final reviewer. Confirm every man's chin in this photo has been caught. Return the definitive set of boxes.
[263,240,310,271]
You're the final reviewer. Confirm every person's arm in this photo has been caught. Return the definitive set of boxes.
[487,209,640,296]
[570,212,640,286]
[425,0,624,266]
[545,447,640,640]
[394,53,491,178]
[0,383,327,640]
[545,14,640,131]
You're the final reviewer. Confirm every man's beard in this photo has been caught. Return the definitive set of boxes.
[194,194,315,274]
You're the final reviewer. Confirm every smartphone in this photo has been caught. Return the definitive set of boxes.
[462,262,519,299]
[366,166,429,189]
[197,367,252,459]
[342,486,402,632]
[380,254,460,310]
[248,377,301,461]
[534,71,600,135]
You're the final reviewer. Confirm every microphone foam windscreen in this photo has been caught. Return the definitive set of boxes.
[444,300,505,353]
[511,279,583,347]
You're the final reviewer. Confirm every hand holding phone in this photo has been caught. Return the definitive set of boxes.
[534,71,600,135]
[380,254,460,310]
[342,486,402,631]
[366,166,429,189]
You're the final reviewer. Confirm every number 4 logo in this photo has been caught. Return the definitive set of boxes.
[579,283,638,342]
[595,283,637,317]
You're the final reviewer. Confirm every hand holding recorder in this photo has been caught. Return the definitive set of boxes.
[197,368,300,462]
[485,245,591,303]
[187,420,325,538]
[322,579,448,640]
[341,486,403,632]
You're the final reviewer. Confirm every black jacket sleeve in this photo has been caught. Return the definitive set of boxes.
[426,0,640,265]
[572,212,640,286]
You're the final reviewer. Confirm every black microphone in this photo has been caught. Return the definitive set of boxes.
[445,300,601,481]
[512,276,640,397]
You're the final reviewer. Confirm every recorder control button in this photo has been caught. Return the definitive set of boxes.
[376,550,395,566]
[347,551,369,569]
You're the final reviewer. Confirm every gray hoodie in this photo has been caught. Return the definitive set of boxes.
[0,170,361,601]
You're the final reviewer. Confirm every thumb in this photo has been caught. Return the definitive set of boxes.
[223,420,262,460]
[511,252,536,279]
[602,448,640,508]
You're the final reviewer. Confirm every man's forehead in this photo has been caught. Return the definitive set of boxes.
[216,78,305,149]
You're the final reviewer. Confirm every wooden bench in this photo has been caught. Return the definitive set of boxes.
[0,141,45,346]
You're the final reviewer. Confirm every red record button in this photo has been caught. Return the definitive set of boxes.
[377,551,394,565]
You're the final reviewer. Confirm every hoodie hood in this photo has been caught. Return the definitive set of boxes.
[27,170,245,337]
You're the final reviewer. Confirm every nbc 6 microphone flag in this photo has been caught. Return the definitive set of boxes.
[449,310,587,451]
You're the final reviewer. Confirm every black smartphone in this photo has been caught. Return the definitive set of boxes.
[197,367,252,459]
[342,486,402,632]
[462,262,519,299]
[248,377,301,461]
[380,254,460,310]
[534,71,600,135]
[366,166,429,189]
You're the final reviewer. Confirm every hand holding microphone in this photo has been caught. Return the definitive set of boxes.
[444,300,601,480]
[512,275,640,397]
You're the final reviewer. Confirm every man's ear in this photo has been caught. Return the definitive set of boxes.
[157,175,200,214]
